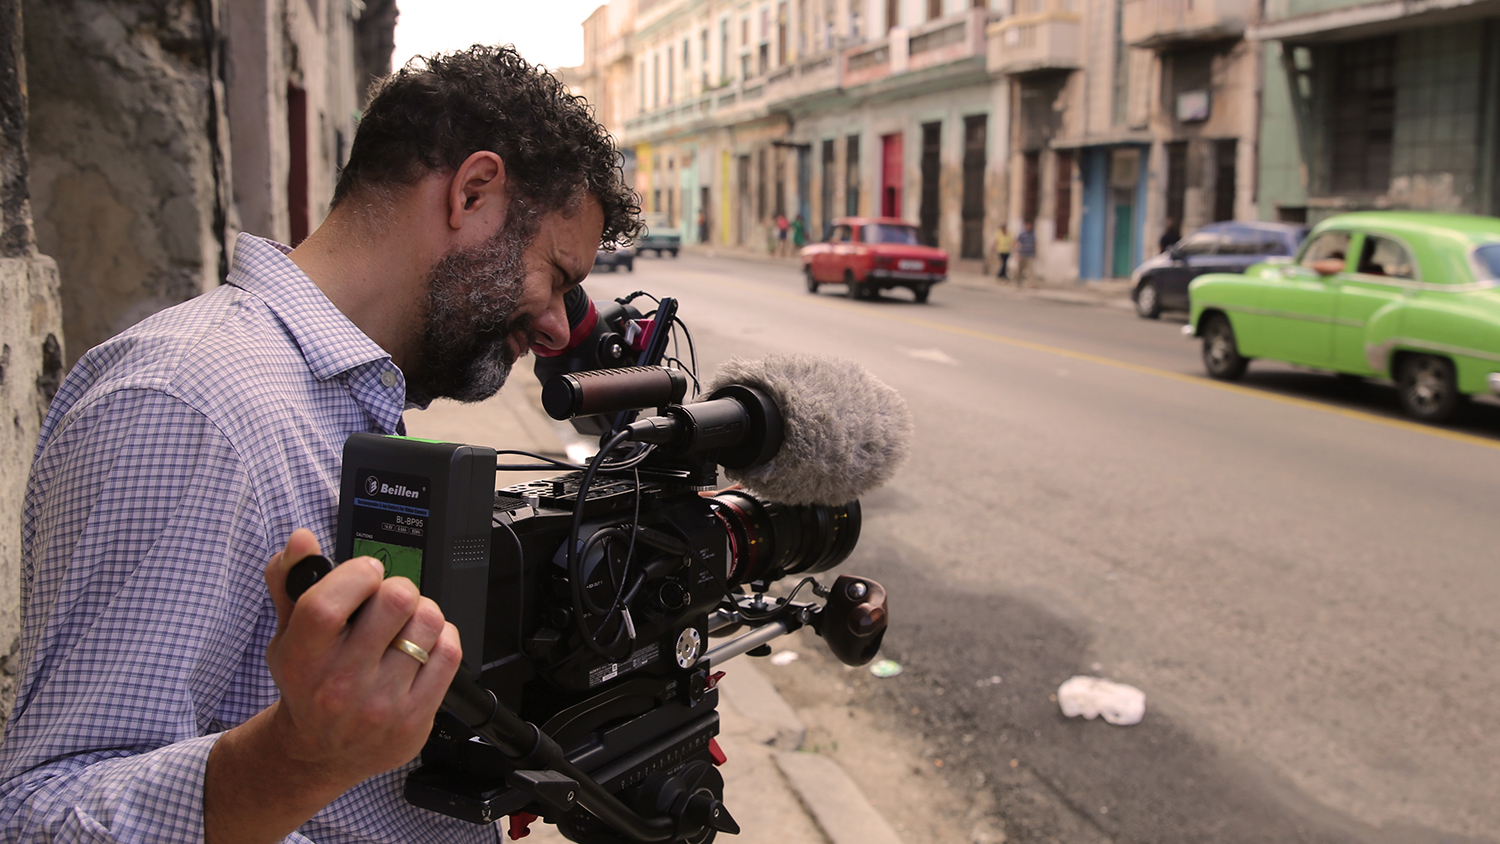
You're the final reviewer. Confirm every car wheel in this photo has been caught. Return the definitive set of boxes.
[1134,280,1162,319]
[625,259,634,272]
[913,284,930,304]
[1201,314,1249,381]
[805,267,818,293]
[844,270,860,299]
[1397,354,1464,423]
[670,249,679,258]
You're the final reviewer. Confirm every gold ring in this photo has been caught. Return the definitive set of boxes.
[390,637,429,665]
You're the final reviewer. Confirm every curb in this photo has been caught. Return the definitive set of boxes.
[720,660,907,844]
[775,752,906,844]
[681,244,1136,310]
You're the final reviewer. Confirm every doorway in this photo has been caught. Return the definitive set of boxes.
[880,133,903,217]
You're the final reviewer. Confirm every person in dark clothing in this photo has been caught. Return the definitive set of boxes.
[1159,217,1182,253]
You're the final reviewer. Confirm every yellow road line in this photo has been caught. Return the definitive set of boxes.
[711,275,1500,453]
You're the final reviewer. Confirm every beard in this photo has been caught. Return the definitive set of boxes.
[407,218,537,405]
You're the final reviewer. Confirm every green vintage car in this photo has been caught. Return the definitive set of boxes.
[1187,212,1500,423]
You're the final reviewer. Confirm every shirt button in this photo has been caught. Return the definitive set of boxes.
[380,369,398,388]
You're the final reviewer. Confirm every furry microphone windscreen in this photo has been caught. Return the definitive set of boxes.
[703,354,913,505]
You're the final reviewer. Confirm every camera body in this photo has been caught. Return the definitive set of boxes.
[336,434,866,840]
[330,290,890,843]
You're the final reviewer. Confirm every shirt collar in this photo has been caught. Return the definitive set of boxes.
[224,233,393,382]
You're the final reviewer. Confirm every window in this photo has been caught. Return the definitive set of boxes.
[684,38,691,68]
[830,224,852,242]
[1175,232,1219,257]
[845,135,861,216]
[1053,150,1073,241]
[1213,139,1236,222]
[961,115,987,259]
[1331,37,1394,194]
[886,0,899,31]
[666,47,674,104]
[1474,245,1500,281]
[866,224,921,245]
[1356,235,1415,279]
[918,122,941,248]
[720,20,729,81]
[927,0,942,21]
[1022,152,1040,224]
[1299,231,1352,267]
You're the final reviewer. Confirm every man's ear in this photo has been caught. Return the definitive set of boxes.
[447,151,508,232]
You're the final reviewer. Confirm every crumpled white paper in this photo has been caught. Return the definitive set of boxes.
[1056,676,1146,726]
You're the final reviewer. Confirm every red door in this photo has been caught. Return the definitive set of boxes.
[880,133,902,218]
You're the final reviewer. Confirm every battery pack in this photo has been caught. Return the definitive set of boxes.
[336,433,497,672]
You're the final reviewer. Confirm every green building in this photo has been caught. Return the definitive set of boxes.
[1253,0,1500,223]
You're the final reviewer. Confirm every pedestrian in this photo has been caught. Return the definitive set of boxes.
[1015,219,1037,287]
[1,44,639,843]
[698,207,709,244]
[775,212,789,255]
[994,223,1013,280]
[791,214,807,250]
[1159,217,1181,254]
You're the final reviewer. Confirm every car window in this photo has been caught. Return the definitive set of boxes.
[1176,233,1219,256]
[1356,235,1416,279]
[829,225,852,243]
[1473,244,1500,281]
[865,224,920,245]
[1299,231,1352,268]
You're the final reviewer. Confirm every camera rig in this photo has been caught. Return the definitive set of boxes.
[290,290,892,844]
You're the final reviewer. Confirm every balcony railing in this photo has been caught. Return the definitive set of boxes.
[906,7,994,74]
[1121,0,1252,49]
[986,1,1082,75]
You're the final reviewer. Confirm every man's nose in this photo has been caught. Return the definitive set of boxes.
[533,292,571,351]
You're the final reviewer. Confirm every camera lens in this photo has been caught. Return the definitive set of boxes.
[709,490,861,586]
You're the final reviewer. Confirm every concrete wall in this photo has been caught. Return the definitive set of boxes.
[0,0,65,728]
[24,0,228,367]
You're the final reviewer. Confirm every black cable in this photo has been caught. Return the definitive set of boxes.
[568,429,635,660]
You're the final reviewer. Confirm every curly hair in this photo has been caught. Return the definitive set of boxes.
[333,45,641,247]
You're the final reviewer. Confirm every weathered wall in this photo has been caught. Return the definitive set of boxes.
[0,0,65,728]
[24,0,226,366]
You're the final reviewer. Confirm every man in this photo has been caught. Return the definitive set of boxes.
[0,46,639,843]
[1015,220,1037,287]
[1159,217,1182,254]
[993,223,1013,280]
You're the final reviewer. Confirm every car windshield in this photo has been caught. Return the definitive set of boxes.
[865,224,920,245]
[1474,244,1500,280]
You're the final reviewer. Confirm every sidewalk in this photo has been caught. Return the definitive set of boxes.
[402,386,910,844]
[689,243,1137,311]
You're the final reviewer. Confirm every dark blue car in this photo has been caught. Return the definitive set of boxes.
[1131,221,1307,318]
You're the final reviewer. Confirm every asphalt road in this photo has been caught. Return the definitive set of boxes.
[576,252,1500,844]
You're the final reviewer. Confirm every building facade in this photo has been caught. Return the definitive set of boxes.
[988,0,1260,280]
[611,0,1011,274]
[1252,0,1500,223]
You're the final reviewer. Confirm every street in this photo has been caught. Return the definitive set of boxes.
[572,252,1500,844]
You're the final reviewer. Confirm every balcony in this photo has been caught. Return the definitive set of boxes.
[1121,0,1252,49]
[986,0,1082,75]
[905,8,994,74]
[843,39,892,88]
[763,50,842,107]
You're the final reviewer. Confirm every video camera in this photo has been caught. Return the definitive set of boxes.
[292,289,900,843]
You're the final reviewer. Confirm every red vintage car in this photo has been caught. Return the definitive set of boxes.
[800,217,948,303]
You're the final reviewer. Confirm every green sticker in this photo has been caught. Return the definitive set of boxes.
[869,659,903,678]
[352,539,423,589]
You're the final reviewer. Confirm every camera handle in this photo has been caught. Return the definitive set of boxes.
[287,555,736,844]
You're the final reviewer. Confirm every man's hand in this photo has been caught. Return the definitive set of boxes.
[204,529,462,844]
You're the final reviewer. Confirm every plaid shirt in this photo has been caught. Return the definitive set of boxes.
[1,234,494,843]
